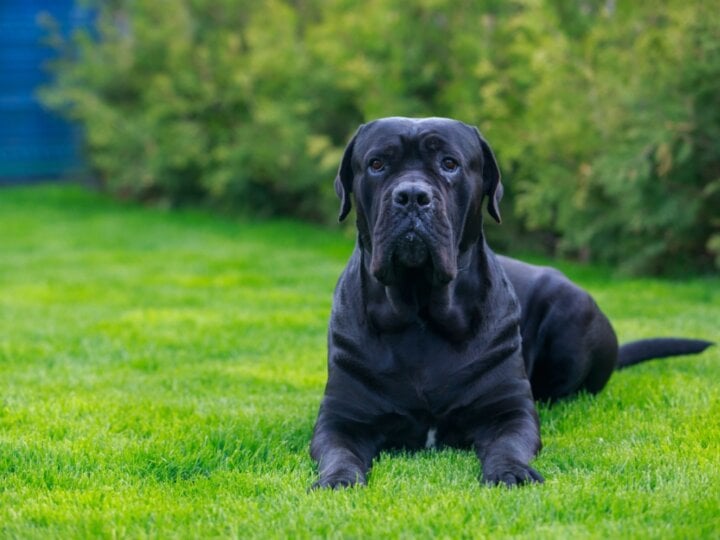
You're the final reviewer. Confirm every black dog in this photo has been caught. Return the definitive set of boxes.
[310,117,712,489]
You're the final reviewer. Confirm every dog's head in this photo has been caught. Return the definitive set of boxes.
[334,117,503,286]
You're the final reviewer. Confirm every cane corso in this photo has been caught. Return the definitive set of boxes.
[310,117,712,489]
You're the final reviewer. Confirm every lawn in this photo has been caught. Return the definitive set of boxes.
[1,184,718,539]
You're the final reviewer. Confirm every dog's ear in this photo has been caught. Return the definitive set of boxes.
[334,126,363,222]
[474,128,503,223]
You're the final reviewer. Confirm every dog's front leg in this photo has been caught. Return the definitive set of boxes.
[473,401,543,487]
[310,416,380,489]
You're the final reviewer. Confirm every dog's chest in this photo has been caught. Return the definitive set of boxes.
[368,332,496,450]
[373,329,484,411]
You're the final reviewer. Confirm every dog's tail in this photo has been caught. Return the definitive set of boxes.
[617,338,713,369]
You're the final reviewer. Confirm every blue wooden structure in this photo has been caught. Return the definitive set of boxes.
[0,0,91,182]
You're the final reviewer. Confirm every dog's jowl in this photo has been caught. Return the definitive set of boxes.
[310,117,712,489]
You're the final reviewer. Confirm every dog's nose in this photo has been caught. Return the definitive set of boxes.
[392,182,432,208]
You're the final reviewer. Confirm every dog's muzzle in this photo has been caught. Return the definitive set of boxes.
[370,178,457,286]
[394,230,429,268]
[391,181,433,268]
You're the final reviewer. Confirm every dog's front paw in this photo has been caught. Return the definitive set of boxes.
[311,469,366,490]
[481,460,544,487]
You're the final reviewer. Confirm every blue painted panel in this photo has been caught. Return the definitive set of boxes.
[0,0,93,181]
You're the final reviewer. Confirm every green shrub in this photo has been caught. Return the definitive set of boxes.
[510,1,720,274]
[42,0,719,273]
[42,0,340,220]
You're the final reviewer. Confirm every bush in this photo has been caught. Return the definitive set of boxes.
[42,0,720,273]
[42,1,342,220]
[509,1,720,274]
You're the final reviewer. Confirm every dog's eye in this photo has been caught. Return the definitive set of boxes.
[441,157,459,172]
[369,158,385,172]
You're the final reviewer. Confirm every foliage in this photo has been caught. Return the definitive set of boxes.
[1,185,719,537]
[41,0,720,273]
[510,1,720,274]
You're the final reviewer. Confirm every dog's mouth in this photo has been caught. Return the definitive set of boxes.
[367,183,458,287]
[371,220,456,287]
[393,231,430,268]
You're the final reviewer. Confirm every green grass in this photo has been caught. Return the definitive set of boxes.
[1,184,718,539]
